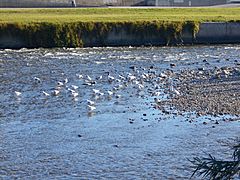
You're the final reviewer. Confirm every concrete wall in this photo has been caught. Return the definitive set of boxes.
[81,22,240,47]
[122,0,146,6]
[76,0,146,7]
[75,0,116,6]
[152,0,227,6]
[0,0,146,7]
[0,0,72,7]
[195,22,240,44]
[75,0,145,6]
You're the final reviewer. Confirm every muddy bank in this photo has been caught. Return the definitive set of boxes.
[160,64,240,117]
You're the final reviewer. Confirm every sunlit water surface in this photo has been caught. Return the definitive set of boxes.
[0,45,239,179]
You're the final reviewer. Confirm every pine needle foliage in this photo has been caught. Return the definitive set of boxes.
[190,140,240,180]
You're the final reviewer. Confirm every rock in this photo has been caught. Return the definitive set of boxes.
[198,67,205,71]
[162,110,170,114]
[129,66,136,70]
[170,63,176,67]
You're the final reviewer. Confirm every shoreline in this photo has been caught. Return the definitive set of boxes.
[0,21,240,49]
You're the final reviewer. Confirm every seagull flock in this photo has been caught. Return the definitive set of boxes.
[14,65,181,114]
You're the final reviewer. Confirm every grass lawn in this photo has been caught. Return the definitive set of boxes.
[0,8,240,23]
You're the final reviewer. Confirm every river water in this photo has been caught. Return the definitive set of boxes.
[0,45,239,179]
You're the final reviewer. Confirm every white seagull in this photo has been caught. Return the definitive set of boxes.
[154,98,161,104]
[87,75,92,81]
[88,105,96,111]
[116,94,121,99]
[71,91,79,98]
[108,75,115,83]
[57,81,64,86]
[64,78,68,84]
[34,77,41,83]
[107,90,114,96]
[71,85,78,90]
[160,73,168,79]
[173,89,180,96]
[118,75,125,80]
[42,91,50,96]
[87,100,95,106]
[92,89,100,94]
[138,84,144,90]
[67,88,78,97]
[52,90,60,96]
[96,75,103,80]
[128,75,136,82]
[14,91,21,96]
[76,74,83,79]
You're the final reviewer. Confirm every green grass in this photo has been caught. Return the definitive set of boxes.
[0,8,240,23]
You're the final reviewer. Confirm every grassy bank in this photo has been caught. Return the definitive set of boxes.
[1,8,240,23]
[0,8,240,48]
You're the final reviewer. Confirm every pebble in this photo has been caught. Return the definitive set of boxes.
[163,66,239,117]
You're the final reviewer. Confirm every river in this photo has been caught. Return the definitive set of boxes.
[0,45,239,179]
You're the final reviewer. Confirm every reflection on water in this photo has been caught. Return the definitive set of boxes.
[0,46,239,179]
